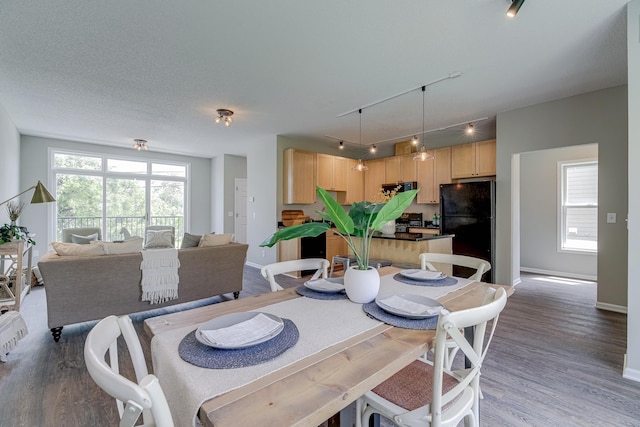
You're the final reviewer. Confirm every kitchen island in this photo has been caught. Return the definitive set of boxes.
[355,232,454,268]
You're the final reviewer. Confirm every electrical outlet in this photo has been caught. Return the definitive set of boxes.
[607,213,616,223]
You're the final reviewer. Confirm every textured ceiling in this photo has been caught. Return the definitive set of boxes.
[0,0,629,158]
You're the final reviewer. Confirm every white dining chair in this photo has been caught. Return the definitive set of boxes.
[260,258,329,292]
[419,253,492,370]
[84,315,174,427]
[356,287,507,427]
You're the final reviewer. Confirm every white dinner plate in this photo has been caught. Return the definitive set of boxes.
[303,277,345,293]
[196,312,284,349]
[375,294,445,319]
[399,268,447,281]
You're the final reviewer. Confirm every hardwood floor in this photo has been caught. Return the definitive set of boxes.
[1,269,638,426]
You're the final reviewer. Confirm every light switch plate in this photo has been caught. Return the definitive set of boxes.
[607,213,616,223]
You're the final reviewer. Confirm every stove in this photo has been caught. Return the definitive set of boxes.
[395,213,423,232]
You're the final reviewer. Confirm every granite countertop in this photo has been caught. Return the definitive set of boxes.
[371,232,454,241]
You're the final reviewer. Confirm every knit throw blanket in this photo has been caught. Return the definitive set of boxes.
[141,248,180,304]
[0,311,29,362]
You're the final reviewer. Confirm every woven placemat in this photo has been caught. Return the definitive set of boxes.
[296,285,348,300]
[178,319,299,369]
[393,273,458,287]
[362,303,440,330]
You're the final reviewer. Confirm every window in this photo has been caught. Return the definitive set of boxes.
[559,160,598,253]
[51,150,189,245]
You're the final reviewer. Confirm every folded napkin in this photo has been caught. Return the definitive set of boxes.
[304,278,344,292]
[403,269,445,280]
[200,313,282,347]
[379,295,442,315]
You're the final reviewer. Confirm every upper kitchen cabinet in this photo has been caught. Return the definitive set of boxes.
[363,158,386,202]
[384,153,417,184]
[317,153,348,192]
[337,158,365,205]
[417,147,451,204]
[451,139,496,179]
[283,148,316,204]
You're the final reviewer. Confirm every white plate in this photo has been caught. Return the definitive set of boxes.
[196,312,284,349]
[303,278,345,293]
[375,294,445,319]
[399,268,447,281]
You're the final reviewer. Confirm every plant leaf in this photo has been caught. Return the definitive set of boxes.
[370,189,419,230]
[316,187,354,235]
[259,222,330,247]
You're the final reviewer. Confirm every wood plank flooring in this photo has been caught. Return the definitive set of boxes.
[1,268,638,426]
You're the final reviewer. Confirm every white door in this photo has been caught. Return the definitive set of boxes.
[234,178,248,243]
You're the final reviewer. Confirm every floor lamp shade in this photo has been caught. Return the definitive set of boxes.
[30,181,56,204]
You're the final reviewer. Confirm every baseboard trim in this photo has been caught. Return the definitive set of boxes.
[623,355,640,382]
[595,302,627,314]
[245,261,264,269]
[520,267,597,282]
[512,277,522,287]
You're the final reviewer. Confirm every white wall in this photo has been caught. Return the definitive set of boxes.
[19,135,213,258]
[625,0,640,381]
[211,156,224,233]
[223,155,247,233]
[520,144,598,279]
[0,102,20,209]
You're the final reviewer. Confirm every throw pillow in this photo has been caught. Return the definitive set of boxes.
[101,237,144,255]
[198,233,234,247]
[51,241,105,256]
[181,232,203,248]
[145,229,174,249]
[70,232,99,245]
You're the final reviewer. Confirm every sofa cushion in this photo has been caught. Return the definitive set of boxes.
[51,241,105,256]
[181,232,203,248]
[199,233,233,247]
[71,232,99,245]
[145,229,174,249]
[100,237,144,254]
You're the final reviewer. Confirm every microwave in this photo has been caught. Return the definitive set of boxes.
[382,182,418,193]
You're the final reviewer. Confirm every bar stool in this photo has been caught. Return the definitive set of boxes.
[329,256,392,277]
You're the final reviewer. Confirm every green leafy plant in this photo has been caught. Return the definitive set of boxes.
[0,224,35,245]
[261,186,418,270]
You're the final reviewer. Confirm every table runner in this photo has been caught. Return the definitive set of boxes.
[151,274,473,427]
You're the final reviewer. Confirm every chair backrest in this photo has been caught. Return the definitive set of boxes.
[145,226,176,247]
[260,258,329,292]
[61,227,102,243]
[419,253,491,281]
[84,315,174,427]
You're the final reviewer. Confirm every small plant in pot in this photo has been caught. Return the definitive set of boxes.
[0,223,35,245]
[260,186,418,302]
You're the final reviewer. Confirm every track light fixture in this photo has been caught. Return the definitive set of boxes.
[215,109,234,127]
[465,123,475,135]
[133,139,148,151]
[370,145,377,154]
[339,141,344,149]
[506,0,525,18]
[412,135,418,145]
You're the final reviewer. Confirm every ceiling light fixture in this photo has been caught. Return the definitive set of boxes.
[352,109,368,172]
[465,123,475,135]
[133,139,148,151]
[370,144,377,154]
[215,108,234,127]
[506,0,525,18]
[412,135,419,145]
[414,86,434,162]
[339,141,344,149]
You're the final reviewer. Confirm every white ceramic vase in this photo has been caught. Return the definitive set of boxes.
[343,266,380,303]
[380,220,396,236]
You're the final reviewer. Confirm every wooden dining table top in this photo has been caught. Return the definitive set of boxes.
[144,267,513,427]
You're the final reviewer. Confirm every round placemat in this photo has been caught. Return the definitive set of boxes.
[296,285,348,300]
[178,319,299,369]
[362,303,440,330]
[393,273,458,287]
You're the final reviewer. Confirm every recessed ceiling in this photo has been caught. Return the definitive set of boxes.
[0,0,628,158]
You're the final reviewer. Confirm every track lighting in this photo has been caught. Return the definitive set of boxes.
[215,109,234,127]
[465,123,475,135]
[506,0,525,18]
[370,145,377,154]
[133,139,148,151]
[412,136,418,145]
[339,141,344,149]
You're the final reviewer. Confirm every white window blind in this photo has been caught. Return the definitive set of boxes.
[560,161,598,252]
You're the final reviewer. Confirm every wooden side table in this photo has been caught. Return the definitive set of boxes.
[0,240,33,312]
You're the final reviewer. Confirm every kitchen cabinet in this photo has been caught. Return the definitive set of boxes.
[283,148,316,204]
[417,147,451,204]
[337,158,364,205]
[317,153,347,192]
[451,139,496,179]
[363,159,386,202]
[384,153,417,184]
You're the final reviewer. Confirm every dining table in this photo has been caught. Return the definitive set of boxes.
[145,266,513,427]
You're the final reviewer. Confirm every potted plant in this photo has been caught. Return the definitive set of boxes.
[0,224,35,245]
[261,186,418,302]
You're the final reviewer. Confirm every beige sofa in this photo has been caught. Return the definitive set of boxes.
[38,243,248,341]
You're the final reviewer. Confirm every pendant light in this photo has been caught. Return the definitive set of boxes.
[414,86,433,161]
[352,109,368,171]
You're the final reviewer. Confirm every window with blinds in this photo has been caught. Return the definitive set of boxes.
[559,160,598,252]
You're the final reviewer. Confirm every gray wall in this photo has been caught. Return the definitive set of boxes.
[0,102,20,209]
[496,85,628,309]
[223,154,247,233]
[625,0,640,381]
[520,144,598,279]
[19,135,213,260]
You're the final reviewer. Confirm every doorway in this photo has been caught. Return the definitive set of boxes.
[234,178,247,243]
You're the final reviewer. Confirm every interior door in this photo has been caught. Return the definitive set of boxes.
[234,178,248,243]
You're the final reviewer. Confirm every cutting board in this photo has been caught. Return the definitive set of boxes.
[282,210,308,226]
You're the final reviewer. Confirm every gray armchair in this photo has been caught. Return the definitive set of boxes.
[61,227,102,244]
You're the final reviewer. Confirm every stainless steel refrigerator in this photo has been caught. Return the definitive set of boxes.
[439,181,496,283]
